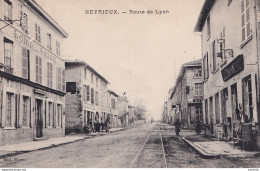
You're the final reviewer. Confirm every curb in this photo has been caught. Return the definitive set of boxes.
[0,128,126,159]
[182,137,220,158]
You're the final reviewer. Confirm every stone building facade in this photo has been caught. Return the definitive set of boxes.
[64,60,109,133]
[195,0,260,146]
[170,59,203,129]
[107,89,119,128]
[0,0,68,145]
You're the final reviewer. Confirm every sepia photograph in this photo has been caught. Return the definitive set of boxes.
[0,0,260,169]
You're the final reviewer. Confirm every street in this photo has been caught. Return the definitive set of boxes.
[0,123,259,168]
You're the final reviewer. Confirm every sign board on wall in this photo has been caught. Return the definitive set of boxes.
[221,54,244,81]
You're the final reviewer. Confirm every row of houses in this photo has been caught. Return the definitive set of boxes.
[0,0,138,146]
[163,0,260,149]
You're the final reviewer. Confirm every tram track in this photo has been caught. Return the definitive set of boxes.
[130,123,169,168]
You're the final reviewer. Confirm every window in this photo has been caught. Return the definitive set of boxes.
[205,99,208,124]
[47,33,52,50]
[207,15,211,38]
[66,82,76,94]
[96,77,98,87]
[91,88,94,104]
[47,62,53,87]
[95,92,99,106]
[47,102,53,127]
[111,98,115,109]
[241,0,251,42]
[4,38,13,74]
[215,93,220,124]
[211,40,217,72]
[22,48,30,79]
[195,83,203,96]
[6,93,13,127]
[83,85,87,102]
[62,70,65,92]
[22,96,29,127]
[56,41,60,56]
[243,75,253,121]
[57,67,62,91]
[91,73,94,84]
[203,52,209,80]
[35,24,41,42]
[84,68,87,79]
[100,80,103,90]
[87,86,90,101]
[36,56,42,83]
[4,0,12,21]
[57,104,62,127]
[194,68,202,78]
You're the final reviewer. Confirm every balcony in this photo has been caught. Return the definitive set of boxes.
[4,66,14,74]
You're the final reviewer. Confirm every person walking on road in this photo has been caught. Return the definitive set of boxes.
[106,116,110,133]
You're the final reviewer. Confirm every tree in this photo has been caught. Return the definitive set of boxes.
[134,99,147,120]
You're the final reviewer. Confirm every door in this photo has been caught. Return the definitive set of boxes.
[35,99,43,138]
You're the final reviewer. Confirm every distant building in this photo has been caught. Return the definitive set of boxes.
[0,0,68,145]
[170,59,203,129]
[117,95,129,127]
[107,89,119,128]
[128,105,135,125]
[65,60,109,133]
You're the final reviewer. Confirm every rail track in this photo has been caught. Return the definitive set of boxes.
[130,123,168,168]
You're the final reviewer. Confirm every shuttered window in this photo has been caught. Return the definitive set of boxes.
[4,0,12,21]
[62,70,65,92]
[56,67,62,91]
[241,0,251,42]
[36,56,42,84]
[91,88,94,104]
[87,86,90,101]
[35,24,41,42]
[47,62,53,88]
[22,48,29,79]
[56,41,60,56]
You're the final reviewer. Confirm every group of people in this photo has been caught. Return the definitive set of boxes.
[84,117,111,134]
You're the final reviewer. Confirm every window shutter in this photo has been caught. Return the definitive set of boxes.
[22,48,28,79]
[39,57,42,83]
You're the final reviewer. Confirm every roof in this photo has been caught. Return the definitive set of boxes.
[171,59,202,97]
[108,89,119,97]
[194,0,215,32]
[65,59,109,84]
[26,0,69,38]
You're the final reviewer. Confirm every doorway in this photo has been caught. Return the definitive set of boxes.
[35,99,43,138]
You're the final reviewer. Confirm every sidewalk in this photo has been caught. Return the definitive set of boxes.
[162,123,260,158]
[182,130,260,158]
[0,127,125,159]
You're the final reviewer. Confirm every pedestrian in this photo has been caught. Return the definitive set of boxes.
[174,119,181,136]
[106,117,110,133]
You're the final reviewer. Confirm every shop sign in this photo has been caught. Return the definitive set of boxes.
[221,54,244,81]
[14,30,33,50]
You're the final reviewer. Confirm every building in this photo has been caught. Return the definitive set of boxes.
[128,104,135,125]
[0,0,68,145]
[170,59,203,129]
[194,0,260,146]
[167,88,174,124]
[117,95,129,127]
[65,60,109,134]
[107,89,119,128]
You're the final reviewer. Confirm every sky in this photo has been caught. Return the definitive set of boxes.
[36,0,205,120]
